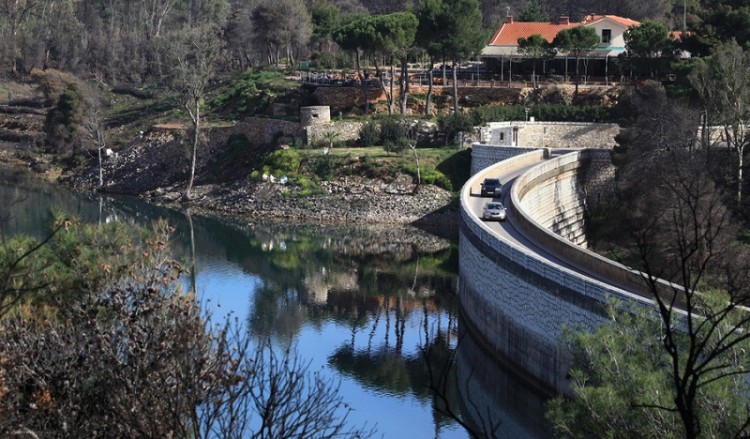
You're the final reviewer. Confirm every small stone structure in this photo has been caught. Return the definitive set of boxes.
[489,124,521,146]
[300,105,364,146]
[300,106,331,126]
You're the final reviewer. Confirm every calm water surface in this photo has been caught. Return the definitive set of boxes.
[0,165,553,438]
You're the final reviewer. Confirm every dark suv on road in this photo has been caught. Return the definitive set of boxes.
[480,178,502,197]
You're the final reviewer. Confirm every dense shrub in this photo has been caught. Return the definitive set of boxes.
[378,117,408,146]
[419,168,452,190]
[295,176,323,196]
[265,149,301,174]
[44,84,82,154]
[470,105,525,125]
[358,121,379,147]
[206,69,295,119]
[219,134,251,164]
[251,148,302,181]
[311,155,335,180]
[471,103,617,125]
[437,112,474,145]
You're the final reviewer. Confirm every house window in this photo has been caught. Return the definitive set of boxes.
[602,29,612,44]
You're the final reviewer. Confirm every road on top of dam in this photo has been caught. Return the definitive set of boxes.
[465,150,654,302]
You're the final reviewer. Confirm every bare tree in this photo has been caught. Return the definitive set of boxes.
[0,219,375,438]
[166,22,226,200]
[690,40,750,207]
[0,0,38,74]
[552,82,750,438]
[251,0,312,66]
[627,147,750,439]
[78,84,109,188]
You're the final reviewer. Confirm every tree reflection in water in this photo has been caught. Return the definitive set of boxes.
[240,221,464,432]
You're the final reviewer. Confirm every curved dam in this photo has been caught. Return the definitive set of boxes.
[458,145,657,394]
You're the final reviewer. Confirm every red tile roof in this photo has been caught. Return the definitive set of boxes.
[581,15,639,27]
[487,20,577,46]
[487,15,641,47]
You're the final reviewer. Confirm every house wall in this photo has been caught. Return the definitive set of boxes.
[588,20,630,56]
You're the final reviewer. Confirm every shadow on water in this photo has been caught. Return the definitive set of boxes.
[455,325,556,439]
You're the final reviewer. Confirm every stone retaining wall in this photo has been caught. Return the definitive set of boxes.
[305,120,364,145]
[480,121,620,149]
[312,85,521,114]
[223,117,301,143]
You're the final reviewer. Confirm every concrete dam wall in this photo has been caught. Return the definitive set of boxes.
[459,147,655,394]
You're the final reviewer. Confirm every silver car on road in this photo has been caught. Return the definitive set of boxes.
[482,201,507,221]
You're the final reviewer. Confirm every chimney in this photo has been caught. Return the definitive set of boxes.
[505,15,513,24]
[559,15,569,25]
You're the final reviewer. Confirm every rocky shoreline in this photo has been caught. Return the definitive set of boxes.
[0,133,461,233]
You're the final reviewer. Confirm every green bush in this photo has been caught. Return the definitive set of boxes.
[437,112,474,145]
[311,155,335,181]
[266,149,301,174]
[295,176,323,196]
[379,117,408,146]
[206,69,294,119]
[420,169,452,190]
[358,121,380,147]
[470,103,617,125]
[44,84,82,154]
[470,105,526,125]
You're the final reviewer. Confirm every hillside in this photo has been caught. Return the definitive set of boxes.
[0,72,465,230]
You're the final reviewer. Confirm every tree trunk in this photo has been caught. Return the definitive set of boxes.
[425,59,434,116]
[374,59,394,115]
[411,143,421,193]
[11,29,17,75]
[355,50,369,115]
[98,143,104,188]
[452,59,459,114]
[573,55,581,99]
[185,98,200,200]
[726,125,745,206]
[389,62,395,115]
[739,146,744,207]
[399,57,409,115]
[508,58,512,88]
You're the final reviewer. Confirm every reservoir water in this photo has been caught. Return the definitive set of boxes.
[0,165,553,438]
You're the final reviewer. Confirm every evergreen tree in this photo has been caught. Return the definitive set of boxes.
[518,0,549,22]
[552,26,599,98]
[435,0,485,113]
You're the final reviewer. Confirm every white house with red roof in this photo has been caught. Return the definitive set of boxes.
[482,14,640,59]
[480,14,645,80]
